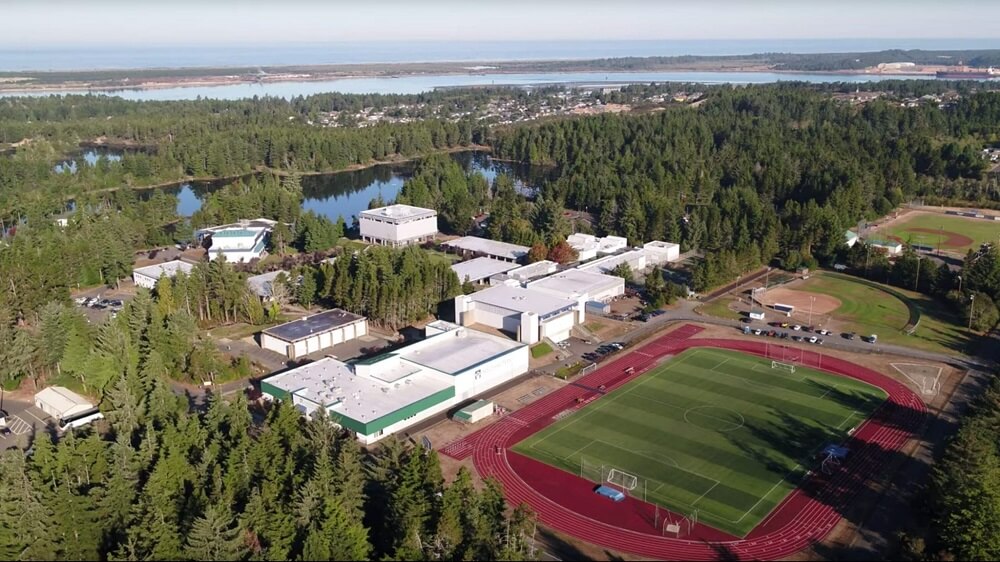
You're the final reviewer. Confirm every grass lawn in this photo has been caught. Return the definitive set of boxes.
[531,342,555,359]
[512,348,886,537]
[697,295,745,321]
[882,213,1000,252]
[585,321,606,333]
[800,273,971,355]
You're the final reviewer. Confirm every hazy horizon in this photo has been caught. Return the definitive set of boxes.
[3,0,998,47]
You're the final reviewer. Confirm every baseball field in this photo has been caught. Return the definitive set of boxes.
[881,212,1000,253]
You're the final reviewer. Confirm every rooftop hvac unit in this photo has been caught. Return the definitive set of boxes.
[381,387,389,393]
[404,379,412,385]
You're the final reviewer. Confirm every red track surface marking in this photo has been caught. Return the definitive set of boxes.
[443,324,925,560]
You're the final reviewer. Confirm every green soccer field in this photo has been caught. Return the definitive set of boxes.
[511,348,888,537]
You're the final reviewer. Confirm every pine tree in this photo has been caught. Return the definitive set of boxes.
[185,505,248,561]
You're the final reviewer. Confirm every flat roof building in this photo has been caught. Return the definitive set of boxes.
[503,260,559,282]
[132,259,196,290]
[443,236,530,263]
[247,270,287,300]
[454,284,580,344]
[360,204,438,247]
[642,241,681,266]
[197,218,276,263]
[34,386,95,420]
[451,257,519,285]
[567,233,629,261]
[575,249,648,275]
[261,309,368,359]
[528,268,625,304]
[261,325,528,444]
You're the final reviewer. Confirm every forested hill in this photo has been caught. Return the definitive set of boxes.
[490,85,1000,288]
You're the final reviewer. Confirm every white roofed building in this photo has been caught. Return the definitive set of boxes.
[34,386,95,420]
[443,236,530,263]
[247,270,288,300]
[197,218,276,263]
[567,233,629,261]
[454,284,580,344]
[261,325,528,444]
[132,259,196,290]
[528,268,625,304]
[642,241,681,266]
[360,204,438,247]
[575,249,648,275]
[451,257,519,285]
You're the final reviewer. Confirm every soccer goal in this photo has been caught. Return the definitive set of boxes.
[607,468,639,491]
[771,360,796,374]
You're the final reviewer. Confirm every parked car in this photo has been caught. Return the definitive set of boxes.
[816,329,830,336]
[791,325,802,331]
[816,338,825,345]
[780,322,790,328]
[844,332,857,340]
[753,329,763,336]
[779,332,789,339]
[74,296,89,305]
[808,336,818,344]
[792,335,803,342]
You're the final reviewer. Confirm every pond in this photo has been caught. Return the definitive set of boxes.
[156,150,555,222]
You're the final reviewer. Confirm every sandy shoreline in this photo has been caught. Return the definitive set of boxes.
[0,61,941,95]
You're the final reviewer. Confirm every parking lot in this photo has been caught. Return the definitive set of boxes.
[741,319,878,346]
[71,285,134,324]
[0,397,52,449]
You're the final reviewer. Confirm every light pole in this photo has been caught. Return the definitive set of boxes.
[969,294,976,330]
[808,296,816,327]
[957,275,962,294]
[938,226,943,255]
[914,255,921,291]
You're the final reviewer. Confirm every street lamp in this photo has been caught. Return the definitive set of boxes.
[969,294,976,330]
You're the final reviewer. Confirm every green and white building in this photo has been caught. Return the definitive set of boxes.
[261,323,528,444]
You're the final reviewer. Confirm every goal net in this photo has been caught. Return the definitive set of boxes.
[607,468,639,491]
[771,360,796,374]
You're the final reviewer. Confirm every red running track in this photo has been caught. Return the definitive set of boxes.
[441,324,926,560]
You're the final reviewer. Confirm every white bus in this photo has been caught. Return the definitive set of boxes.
[57,409,104,433]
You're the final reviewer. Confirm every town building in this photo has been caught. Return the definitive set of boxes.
[34,386,95,420]
[502,260,559,283]
[359,204,438,247]
[845,230,859,248]
[527,268,625,308]
[443,236,530,263]
[260,324,528,444]
[132,259,196,290]
[197,218,276,263]
[454,284,579,344]
[247,270,288,300]
[642,241,681,266]
[261,309,368,359]
[575,249,648,275]
[566,233,628,261]
[451,257,519,285]
[867,238,904,256]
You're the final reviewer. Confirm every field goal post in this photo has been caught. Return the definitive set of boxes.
[771,360,796,374]
[607,468,639,492]
[662,509,699,537]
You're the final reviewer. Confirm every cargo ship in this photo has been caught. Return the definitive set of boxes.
[936,67,999,80]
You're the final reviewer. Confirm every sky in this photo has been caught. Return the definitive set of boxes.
[2,0,998,47]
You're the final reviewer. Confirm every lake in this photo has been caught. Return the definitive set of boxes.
[156,150,554,222]
[11,69,936,101]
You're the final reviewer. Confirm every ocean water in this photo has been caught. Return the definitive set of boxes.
[2,39,997,72]
[7,70,938,101]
